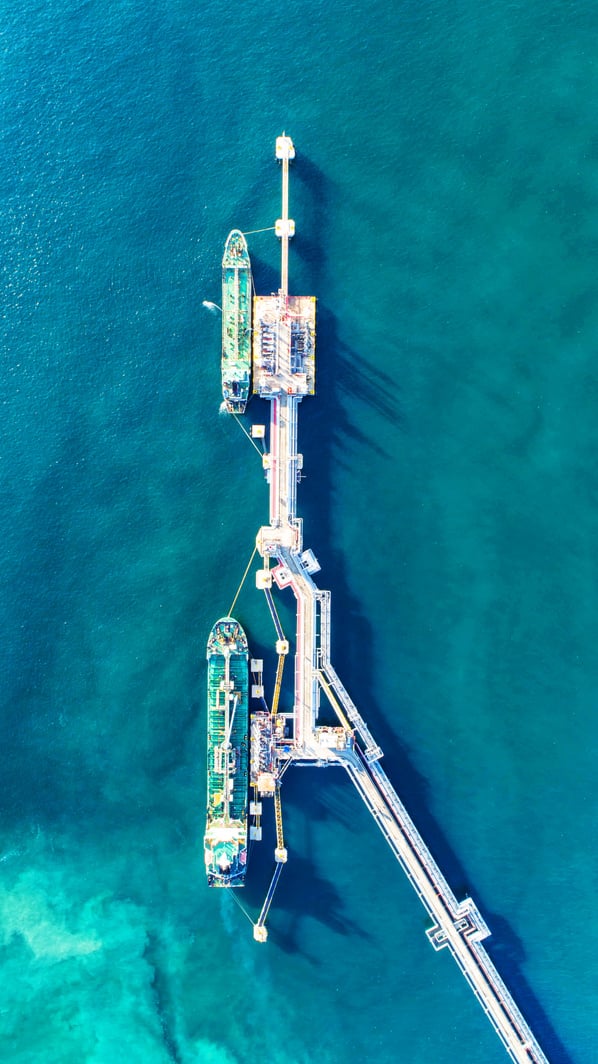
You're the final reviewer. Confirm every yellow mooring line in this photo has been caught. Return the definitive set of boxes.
[228,543,258,618]
[232,413,263,457]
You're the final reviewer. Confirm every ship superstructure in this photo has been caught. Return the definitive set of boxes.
[204,617,249,886]
[221,229,252,413]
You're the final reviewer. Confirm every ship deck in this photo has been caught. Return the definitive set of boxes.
[222,267,252,368]
[207,653,248,824]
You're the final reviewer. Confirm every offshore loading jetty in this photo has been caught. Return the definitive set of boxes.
[205,134,550,1064]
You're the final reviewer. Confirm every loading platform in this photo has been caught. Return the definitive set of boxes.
[219,135,551,1064]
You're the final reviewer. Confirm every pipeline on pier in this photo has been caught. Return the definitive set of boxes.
[238,133,551,1064]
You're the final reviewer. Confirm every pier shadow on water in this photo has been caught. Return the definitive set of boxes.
[246,153,573,1061]
[294,154,400,433]
[300,324,571,1061]
[300,355,571,1058]
[483,914,575,1064]
[242,769,370,966]
[288,153,327,296]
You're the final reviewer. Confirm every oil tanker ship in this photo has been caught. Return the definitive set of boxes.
[221,229,252,412]
[204,617,249,886]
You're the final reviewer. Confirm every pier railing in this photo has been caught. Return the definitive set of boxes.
[343,749,549,1064]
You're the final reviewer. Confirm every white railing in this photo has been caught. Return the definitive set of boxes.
[343,751,550,1064]
[321,663,383,761]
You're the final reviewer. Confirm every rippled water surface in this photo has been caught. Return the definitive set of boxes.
[1,1,597,1061]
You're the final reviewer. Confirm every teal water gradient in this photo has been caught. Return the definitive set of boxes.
[1,1,597,1061]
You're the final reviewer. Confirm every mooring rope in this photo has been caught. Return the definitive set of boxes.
[242,226,276,235]
[228,885,255,926]
[232,412,264,456]
[228,543,258,618]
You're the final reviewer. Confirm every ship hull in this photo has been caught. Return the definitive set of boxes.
[221,230,252,413]
[204,617,249,887]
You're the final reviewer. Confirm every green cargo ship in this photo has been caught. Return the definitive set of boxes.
[204,617,249,887]
[221,230,252,413]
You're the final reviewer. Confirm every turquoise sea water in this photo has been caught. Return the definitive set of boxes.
[2,1,597,1061]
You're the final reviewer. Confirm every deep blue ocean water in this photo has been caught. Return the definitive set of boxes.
[2,1,597,1061]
